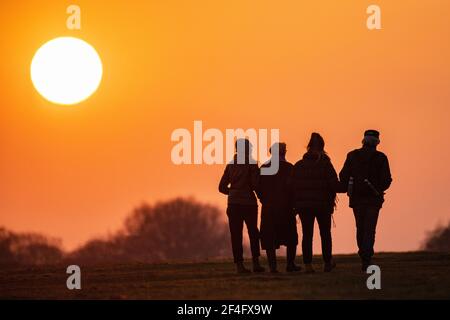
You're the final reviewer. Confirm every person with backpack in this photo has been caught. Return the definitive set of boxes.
[219,138,265,274]
[292,133,340,273]
[339,130,392,271]
[257,143,301,273]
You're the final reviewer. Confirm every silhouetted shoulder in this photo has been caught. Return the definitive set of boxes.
[293,160,303,174]
[284,161,294,169]
[293,159,303,167]
[226,159,259,167]
[260,160,271,168]
[321,155,332,166]
[261,160,292,172]
[282,161,294,174]
[375,150,388,159]
[346,149,360,159]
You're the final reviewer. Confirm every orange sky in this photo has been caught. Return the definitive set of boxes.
[1,1,449,253]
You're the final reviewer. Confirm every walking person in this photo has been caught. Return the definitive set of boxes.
[257,143,301,273]
[219,138,265,274]
[293,133,340,273]
[339,130,392,271]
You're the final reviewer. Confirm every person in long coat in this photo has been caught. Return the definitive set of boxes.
[257,143,301,273]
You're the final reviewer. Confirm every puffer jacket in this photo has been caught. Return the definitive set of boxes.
[292,152,340,212]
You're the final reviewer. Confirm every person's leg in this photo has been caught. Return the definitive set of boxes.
[352,207,366,259]
[298,209,315,272]
[261,206,280,273]
[316,210,335,272]
[360,206,380,266]
[286,245,296,265]
[316,210,332,264]
[286,244,301,272]
[227,205,249,273]
[284,209,300,271]
[266,249,277,273]
[244,205,265,272]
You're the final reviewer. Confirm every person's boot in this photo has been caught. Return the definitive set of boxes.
[304,263,315,274]
[270,269,279,273]
[252,257,265,273]
[236,262,251,274]
[361,260,371,272]
[266,250,278,273]
[324,259,337,272]
[286,246,301,272]
[286,262,302,272]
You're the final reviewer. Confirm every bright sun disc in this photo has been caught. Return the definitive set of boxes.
[31,37,103,105]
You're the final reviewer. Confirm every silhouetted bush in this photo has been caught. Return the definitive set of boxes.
[0,228,63,266]
[423,221,450,252]
[65,236,127,265]
[69,198,232,264]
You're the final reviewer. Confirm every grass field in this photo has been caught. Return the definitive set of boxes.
[1,252,449,299]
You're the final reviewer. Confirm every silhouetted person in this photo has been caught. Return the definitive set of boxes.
[257,143,300,273]
[219,139,265,273]
[293,133,340,273]
[339,130,392,271]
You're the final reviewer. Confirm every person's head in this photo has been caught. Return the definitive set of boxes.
[269,142,287,158]
[235,138,253,160]
[362,129,380,148]
[307,132,325,153]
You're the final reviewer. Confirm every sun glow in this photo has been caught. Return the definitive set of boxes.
[31,37,102,105]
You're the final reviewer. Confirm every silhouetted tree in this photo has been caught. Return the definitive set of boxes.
[70,198,233,264]
[423,221,450,252]
[0,228,63,266]
[66,236,127,265]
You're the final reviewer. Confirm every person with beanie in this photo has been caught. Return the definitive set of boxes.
[339,130,392,271]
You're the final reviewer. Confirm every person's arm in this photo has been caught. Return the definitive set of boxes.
[379,155,392,192]
[338,153,352,193]
[292,162,316,192]
[326,160,341,192]
[250,164,260,192]
[287,165,296,210]
[254,164,264,200]
[286,165,295,191]
[218,165,230,195]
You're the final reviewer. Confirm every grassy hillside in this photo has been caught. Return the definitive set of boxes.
[1,252,449,299]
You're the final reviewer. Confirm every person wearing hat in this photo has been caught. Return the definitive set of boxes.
[257,142,301,273]
[339,130,392,271]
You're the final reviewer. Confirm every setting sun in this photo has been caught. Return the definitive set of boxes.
[30,36,102,105]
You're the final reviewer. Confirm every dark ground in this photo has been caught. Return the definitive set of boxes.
[1,251,449,299]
